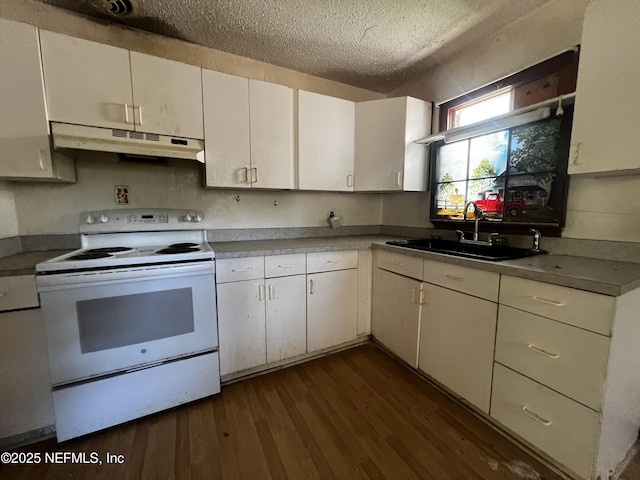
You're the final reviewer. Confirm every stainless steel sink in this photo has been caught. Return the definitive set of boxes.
[386,238,546,262]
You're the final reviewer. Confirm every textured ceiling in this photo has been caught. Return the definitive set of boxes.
[32,0,552,93]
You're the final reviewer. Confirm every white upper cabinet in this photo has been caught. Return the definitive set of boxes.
[202,74,295,189]
[249,79,296,189]
[354,96,431,191]
[40,30,203,139]
[0,20,74,182]
[298,90,355,191]
[129,52,204,139]
[40,30,133,131]
[569,0,640,175]
[202,70,251,188]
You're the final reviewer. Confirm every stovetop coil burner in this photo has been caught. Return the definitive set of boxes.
[85,247,133,254]
[156,246,201,255]
[68,252,114,260]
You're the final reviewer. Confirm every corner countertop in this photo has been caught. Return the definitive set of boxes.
[0,250,70,277]
[376,243,640,297]
[1,236,639,296]
[212,236,640,296]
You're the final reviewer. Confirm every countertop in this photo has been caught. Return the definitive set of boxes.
[0,250,69,277]
[376,243,640,297]
[210,235,398,258]
[1,236,639,296]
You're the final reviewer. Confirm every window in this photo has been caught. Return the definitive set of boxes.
[449,89,512,129]
[432,108,571,228]
[430,50,578,235]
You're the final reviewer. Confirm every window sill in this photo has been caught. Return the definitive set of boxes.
[431,220,562,238]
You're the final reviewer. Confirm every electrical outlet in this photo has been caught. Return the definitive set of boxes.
[115,185,130,204]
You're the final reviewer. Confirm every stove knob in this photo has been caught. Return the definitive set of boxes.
[183,213,192,222]
[99,214,109,224]
[193,214,202,223]
[85,214,95,225]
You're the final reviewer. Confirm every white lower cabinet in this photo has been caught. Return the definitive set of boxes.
[265,274,306,363]
[372,247,640,479]
[371,267,421,367]
[217,278,266,376]
[373,250,497,413]
[216,251,359,376]
[307,268,358,352]
[491,364,599,480]
[418,283,497,413]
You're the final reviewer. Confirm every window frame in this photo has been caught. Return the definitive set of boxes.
[430,50,579,237]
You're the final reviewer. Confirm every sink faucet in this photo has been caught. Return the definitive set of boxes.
[463,201,482,241]
[530,228,542,252]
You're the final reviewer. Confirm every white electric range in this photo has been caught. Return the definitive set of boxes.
[36,209,220,441]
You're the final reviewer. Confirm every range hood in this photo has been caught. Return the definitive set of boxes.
[50,122,205,162]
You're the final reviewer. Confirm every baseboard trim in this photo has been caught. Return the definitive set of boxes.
[221,335,371,385]
[0,425,56,451]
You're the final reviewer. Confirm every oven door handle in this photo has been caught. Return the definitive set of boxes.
[36,262,215,290]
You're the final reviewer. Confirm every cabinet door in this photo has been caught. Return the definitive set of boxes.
[0,309,54,439]
[130,52,204,139]
[216,279,266,376]
[354,96,430,191]
[40,30,133,130]
[307,269,357,352]
[568,0,640,175]
[0,20,75,182]
[266,275,306,363]
[249,80,296,189]
[354,97,405,191]
[419,283,497,413]
[298,90,355,191]
[371,268,421,367]
[203,70,251,188]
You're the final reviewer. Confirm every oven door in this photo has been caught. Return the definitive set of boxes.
[37,261,217,386]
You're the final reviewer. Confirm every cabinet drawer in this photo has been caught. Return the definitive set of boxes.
[307,250,358,273]
[499,275,615,336]
[496,306,609,411]
[264,254,306,278]
[423,259,499,301]
[375,250,422,280]
[216,257,264,283]
[0,275,39,311]
[491,364,599,480]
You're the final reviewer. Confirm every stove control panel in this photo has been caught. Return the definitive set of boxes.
[127,213,169,225]
[79,209,205,233]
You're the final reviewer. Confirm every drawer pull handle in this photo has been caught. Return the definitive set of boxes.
[309,279,315,295]
[419,289,427,305]
[268,284,275,300]
[258,284,265,301]
[528,344,560,359]
[391,261,404,266]
[521,405,552,426]
[278,264,295,268]
[532,296,565,307]
[411,288,417,304]
[231,267,253,272]
[445,274,464,282]
[326,260,339,265]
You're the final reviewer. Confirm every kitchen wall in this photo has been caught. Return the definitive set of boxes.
[11,154,382,235]
[0,0,386,237]
[0,182,18,239]
[382,0,593,230]
[384,0,640,243]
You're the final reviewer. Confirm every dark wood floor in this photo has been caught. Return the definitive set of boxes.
[2,344,638,479]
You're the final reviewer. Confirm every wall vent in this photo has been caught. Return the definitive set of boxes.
[88,0,133,17]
